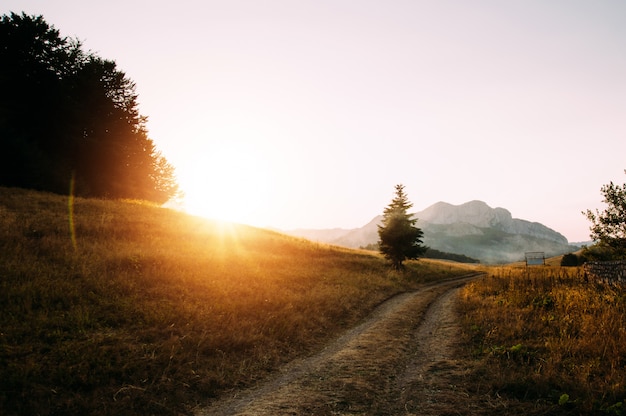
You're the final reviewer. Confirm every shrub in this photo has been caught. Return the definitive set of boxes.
[560,253,579,266]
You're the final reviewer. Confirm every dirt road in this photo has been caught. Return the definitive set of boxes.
[197,274,482,416]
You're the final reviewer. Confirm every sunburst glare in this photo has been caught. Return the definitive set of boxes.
[178,141,273,226]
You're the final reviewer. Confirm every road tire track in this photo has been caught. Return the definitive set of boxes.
[197,274,481,415]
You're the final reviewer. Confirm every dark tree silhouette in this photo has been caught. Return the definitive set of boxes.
[0,12,178,203]
[378,184,427,270]
[560,253,580,267]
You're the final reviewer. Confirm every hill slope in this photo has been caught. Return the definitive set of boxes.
[288,200,575,263]
[0,187,470,415]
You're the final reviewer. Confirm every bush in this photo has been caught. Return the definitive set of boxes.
[560,253,579,267]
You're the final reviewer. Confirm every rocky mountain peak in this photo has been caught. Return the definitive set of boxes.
[417,201,567,245]
[418,200,512,227]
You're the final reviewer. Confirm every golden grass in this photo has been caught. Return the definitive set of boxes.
[0,186,470,415]
[458,265,626,414]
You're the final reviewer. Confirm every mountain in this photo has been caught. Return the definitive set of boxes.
[285,227,352,242]
[285,200,576,264]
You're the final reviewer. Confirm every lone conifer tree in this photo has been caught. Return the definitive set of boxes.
[378,184,427,269]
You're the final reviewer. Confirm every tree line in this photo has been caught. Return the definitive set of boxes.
[0,12,178,203]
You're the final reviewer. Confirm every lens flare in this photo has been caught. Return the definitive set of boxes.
[68,172,77,251]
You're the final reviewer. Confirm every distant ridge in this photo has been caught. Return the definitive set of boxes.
[286,200,576,264]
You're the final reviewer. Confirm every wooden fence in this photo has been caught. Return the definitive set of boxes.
[583,260,626,285]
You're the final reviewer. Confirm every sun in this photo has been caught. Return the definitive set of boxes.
[178,142,273,226]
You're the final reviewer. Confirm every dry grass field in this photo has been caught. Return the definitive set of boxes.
[458,265,626,414]
[0,187,470,415]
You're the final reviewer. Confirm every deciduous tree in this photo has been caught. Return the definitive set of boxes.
[377,184,427,269]
[0,12,178,203]
[584,170,626,257]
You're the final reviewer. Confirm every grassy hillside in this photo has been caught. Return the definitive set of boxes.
[424,225,575,264]
[459,266,626,414]
[0,187,471,415]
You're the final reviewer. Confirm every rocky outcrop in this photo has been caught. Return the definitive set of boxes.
[417,201,568,245]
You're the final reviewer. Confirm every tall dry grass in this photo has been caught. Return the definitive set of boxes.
[458,265,626,414]
[0,186,470,415]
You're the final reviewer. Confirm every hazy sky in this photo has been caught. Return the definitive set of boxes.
[6,1,626,241]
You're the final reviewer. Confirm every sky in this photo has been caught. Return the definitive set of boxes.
[5,1,626,242]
